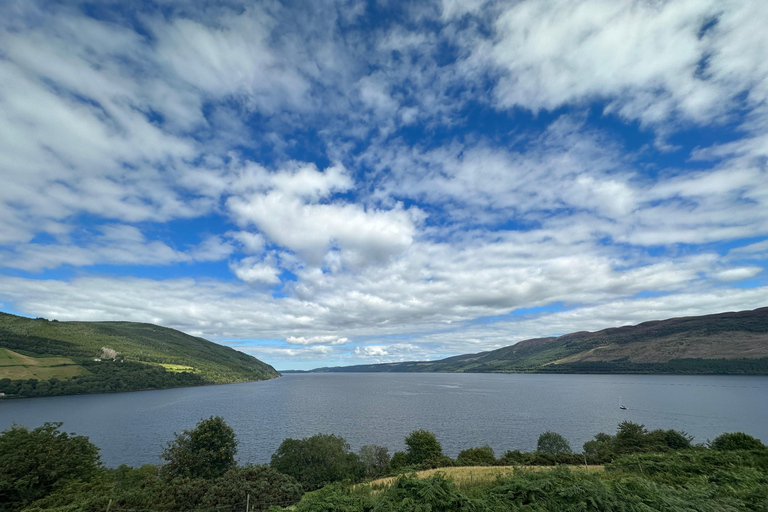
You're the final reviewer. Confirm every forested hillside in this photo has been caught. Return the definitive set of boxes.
[0,312,279,397]
[315,307,768,375]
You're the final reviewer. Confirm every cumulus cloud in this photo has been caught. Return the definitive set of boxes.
[1,0,767,371]
[227,163,417,266]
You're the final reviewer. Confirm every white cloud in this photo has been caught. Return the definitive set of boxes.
[286,335,349,346]
[227,163,417,266]
[230,256,282,285]
[712,267,763,282]
[484,0,723,126]
[1,0,767,372]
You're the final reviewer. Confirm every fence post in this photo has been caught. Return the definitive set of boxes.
[246,493,250,512]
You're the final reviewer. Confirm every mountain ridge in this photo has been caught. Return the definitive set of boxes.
[312,307,768,375]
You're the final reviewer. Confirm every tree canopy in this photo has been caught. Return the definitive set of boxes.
[160,416,237,480]
[537,431,572,455]
[0,422,100,511]
[404,429,444,466]
[710,432,766,451]
[270,434,364,490]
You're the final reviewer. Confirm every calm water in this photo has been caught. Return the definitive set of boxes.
[1,373,767,467]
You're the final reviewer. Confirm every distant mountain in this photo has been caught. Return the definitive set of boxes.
[0,312,279,397]
[314,307,768,375]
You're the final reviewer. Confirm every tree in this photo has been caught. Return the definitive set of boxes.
[0,422,100,510]
[160,416,237,480]
[537,431,572,455]
[583,432,614,463]
[404,429,443,465]
[200,465,303,511]
[614,421,648,454]
[359,445,391,478]
[457,446,496,466]
[710,432,766,451]
[270,434,364,490]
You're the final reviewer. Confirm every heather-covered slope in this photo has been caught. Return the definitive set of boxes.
[314,307,768,375]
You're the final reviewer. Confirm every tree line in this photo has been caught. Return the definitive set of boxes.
[0,361,208,398]
[1,418,766,511]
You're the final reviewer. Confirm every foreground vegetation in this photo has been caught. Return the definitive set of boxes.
[0,312,279,398]
[1,418,766,511]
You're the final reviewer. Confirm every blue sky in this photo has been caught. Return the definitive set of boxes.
[1,0,767,370]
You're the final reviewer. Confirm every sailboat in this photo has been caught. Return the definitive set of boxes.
[619,397,627,410]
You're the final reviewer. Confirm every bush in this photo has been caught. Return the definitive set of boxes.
[200,465,303,511]
[0,422,100,510]
[160,416,237,480]
[710,432,766,451]
[537,431,572,455]
[404,429,443,466]
[376,473,473,510]
[457,446,496,466]
[359,445,390,478]
[294,483,372,512]
[270,434,364,490]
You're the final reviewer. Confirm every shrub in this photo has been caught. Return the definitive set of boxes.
[0,422,100,510]
[457,446,496,466]
[160,416,237,480]
[358,445,390,478]
[270,434,364,490]
[710,432,766,451]
[404,429,443,466]
[537,431,572,455]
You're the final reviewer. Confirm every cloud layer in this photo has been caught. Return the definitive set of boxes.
[0,0,766,370]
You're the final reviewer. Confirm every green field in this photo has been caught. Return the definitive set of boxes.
[0,348,86,380]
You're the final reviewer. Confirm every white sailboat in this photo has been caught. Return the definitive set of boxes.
[619,397,627,410]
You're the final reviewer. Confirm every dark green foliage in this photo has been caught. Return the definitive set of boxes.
[390,451,409,471]
[614,421,650,453]
[457,446,496,466]
[0,423,100,511]
[24,464,303,512]
[270,434,364,490]
[404,429,444,466]
[0,360,208,398]
[583,422,696,463]
[294,483,373,512]
[198,465,303,511]
[710,432,767,451]
[160,416,238,480]
[497,449,526,465]
[375,473,474,510]
[536,431,572,455]
[359,445,391,479]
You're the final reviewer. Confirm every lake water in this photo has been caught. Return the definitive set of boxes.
[1,373,767,467]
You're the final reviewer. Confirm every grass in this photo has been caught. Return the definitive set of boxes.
[0,348,85,380]
[0,312,279,384]
[159,363,198,373]
[363,465,603,491]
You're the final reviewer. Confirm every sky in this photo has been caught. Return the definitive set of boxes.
[0,0,767,371]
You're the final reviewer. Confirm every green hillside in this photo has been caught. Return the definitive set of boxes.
[0,312,279,398]
[314,307,768,375]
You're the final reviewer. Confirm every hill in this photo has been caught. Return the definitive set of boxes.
[314,307,768,375]
[0,312,279,397]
